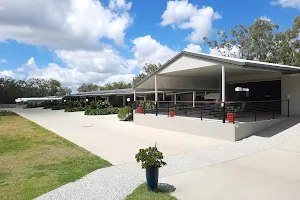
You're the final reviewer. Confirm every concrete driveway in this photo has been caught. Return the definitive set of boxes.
[12,108,228,165]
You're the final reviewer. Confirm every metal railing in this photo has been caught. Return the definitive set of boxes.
[133,100,290,123]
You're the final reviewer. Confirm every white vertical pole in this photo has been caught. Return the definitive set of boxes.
[154,75,158,101]
[144,95,146,101]
[174,94,177,104]
[193,91,196,108]
[133,90,136,101]
[162,92,165,101]
[222,64,226,106]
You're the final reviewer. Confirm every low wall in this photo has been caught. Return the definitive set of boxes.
[134,113,287,142]
[134,113,236,141]
[235,117,286,141]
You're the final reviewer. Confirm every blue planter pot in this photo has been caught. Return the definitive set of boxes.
[146,167,159,190]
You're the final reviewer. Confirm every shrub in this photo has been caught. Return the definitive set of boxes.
[90,100,97,109]
[0,110,17,116]
[85,106,119,115]
[118,106,133,121]
[65,107,86,112]
[97,100,111,109]
[135,145,167,169]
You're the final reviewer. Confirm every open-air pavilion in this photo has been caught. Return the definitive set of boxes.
[133,51,300,141]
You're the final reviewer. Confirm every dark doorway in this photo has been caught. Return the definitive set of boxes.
[227,80,281,101]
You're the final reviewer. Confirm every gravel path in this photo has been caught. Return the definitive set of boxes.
[36,117,300,200]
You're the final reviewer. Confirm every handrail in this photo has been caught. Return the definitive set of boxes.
[134,100,288,103]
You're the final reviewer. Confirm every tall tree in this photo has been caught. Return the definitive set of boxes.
[99,81,132,90]
[204,18,280,63]
[133,63,160,85]
[77,83,99,92]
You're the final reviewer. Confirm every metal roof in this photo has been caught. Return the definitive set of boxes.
[133,51,300,89]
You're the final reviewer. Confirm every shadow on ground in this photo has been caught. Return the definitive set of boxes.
[158,183,176,192]
[254,117,300,138]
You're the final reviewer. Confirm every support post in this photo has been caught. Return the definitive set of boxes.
[288,100,290,117]
[94,96,96,102]
[154,75,158,102]
[155,102,158,116]
[200,102,203,121]
[174,94,177,104]
[193,91,196,108]
[221,64,226,106]
[133,90,136,101]
[163,92,165,101]
[143,101,146,115]
[222,104,226,123]
[144,95,147,101]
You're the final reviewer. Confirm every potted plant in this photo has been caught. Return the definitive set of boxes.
[137,102,144,114]
[227,105,237,123]
[135,144,167,191]
[169,107,175,117]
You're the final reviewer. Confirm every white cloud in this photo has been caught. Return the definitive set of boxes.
[109,0,132,10]
[184,44,202,53]
[0,0,133,49]
[55,49,130,74]
[161,0,221,43]
[129,35,178,70]
[0,70,25,79]
[271,0,300,9]
[259,16,272,22]
[0,58,7,63]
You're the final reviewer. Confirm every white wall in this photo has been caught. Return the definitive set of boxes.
[134,113,236,141]
[235,118,286,141]
[281,74,300,115]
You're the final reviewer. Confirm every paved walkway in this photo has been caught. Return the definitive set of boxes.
[10,108,300,200]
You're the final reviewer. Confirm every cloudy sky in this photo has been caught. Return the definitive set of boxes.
[0,0,299,90]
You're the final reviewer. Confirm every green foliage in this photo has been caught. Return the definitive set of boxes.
[0,77,71,104]
[126,183,177,200]
[169,107,175,112]
[85,107,119,115]
[96,100,111,109]
[133,63,160,86]
[145,102,156,109]
[25,102,44,108]
[90,100,97,109]
[65,107,86,112]
[204,17,300,67]
[99,81,132,91]
[118,106,133,121]
[0,110,17,116]
[135,145,167,169]
[77,83,99,92]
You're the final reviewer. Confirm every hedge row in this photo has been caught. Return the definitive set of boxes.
[0,110,18,116]
[85,107,119,115]
[65,107,86,112]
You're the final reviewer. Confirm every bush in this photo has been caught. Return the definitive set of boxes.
[90,100,97,109]
[65,107,86,112]
[85,106,119,115]
[135,145,167,169]
[97,100,111,109]
[118,106,133,121]
[52,105,67,110]
[0,110,17,116]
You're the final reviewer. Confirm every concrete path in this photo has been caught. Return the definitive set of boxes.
[9,108,300,200]
[11,108,228,165]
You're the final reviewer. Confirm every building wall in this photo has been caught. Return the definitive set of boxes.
[281,74,300,115]
[235,118,286,141]
[134,113,236,141]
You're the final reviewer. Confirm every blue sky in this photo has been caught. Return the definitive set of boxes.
[0,0,299,90]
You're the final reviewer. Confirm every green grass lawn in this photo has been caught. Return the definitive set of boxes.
[126,184,177,200]
[0,114,112,200]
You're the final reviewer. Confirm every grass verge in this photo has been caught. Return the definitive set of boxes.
[126,183,177,200]
[0,115,112,200]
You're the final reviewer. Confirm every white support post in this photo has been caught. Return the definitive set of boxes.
[154,75,158,102]
[193,91,196,108]
[221,64,226,106]
[133,89,136,101]
[174,94,177,104]
[144,95,147,101]
[162,92,165,101]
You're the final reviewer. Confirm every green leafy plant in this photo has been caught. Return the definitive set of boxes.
[84,106,119,115]
[118,106,133,121]
[135,144,167,169]
[169,107,175,112]
[0,110,17,116]
[90,100,97,109]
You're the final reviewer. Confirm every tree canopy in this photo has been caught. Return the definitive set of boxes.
[77,83,99,92]
[204,16,300,67]
[0,77,71,104]
[133,63,160,86]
